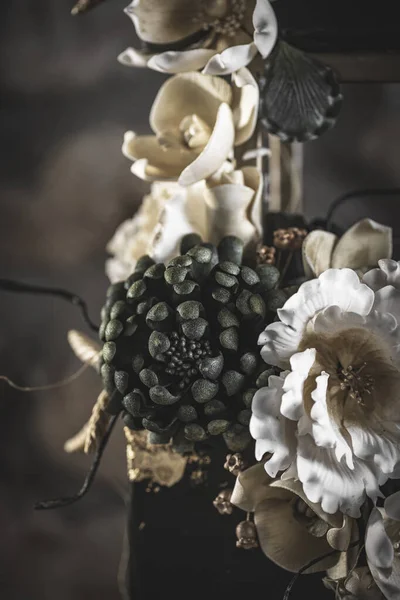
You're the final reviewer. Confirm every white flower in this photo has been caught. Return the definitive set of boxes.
[122,68,258,186]
[106,166,262,282]
[303,219,392,278]
[231,462,356,575]
[119,0,277,76]
[252,264,400,517]
[365,492,400,600]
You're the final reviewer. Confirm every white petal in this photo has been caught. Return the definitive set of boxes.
[118,47,153,68]
[332,218,392,271]
[302,230,337,278]
[347,421,400,476]
[385,491,400,521]
[202,42,258,76]
[366,508,394,569]
[243,166,263,239]
[259,269,375,368]
[374,285,400,324]
[148,49,217,73]
[178,103,235,186]
[296,435,384,517]
[231,67,260,146]
[281,349,316,420]
[250,372,296,477]
[308,371,354,468]
[252,0,278,58]
[364,259,400,292]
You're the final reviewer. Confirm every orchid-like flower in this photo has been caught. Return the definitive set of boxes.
[303,219,392,278]
[119,0,277,76]
[365,491,400,600]
[253,261,400,518]
[106,166,263,283]
[231,462,356,576]
[122,68,258,186]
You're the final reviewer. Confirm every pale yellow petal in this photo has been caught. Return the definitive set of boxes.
[123,132,197,181]
[118,47,153,68]
[231,67,259,146]
[255,497,340,573]
[150,72,233,134]
[124,0,203,44]
[204,176,256,246]
[231,463,272,512]
[302,230,337,278]
[243,166,263,238]
[178,103,235,186]
[332,218,392,270]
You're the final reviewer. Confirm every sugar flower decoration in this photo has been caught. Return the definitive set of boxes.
[119,0,277,75]
[106,166,263,283]
[252,262,400,517]
[365,491,400,600]
[303,219,392,278]
[231,462,356,575]
[122,68,258,186]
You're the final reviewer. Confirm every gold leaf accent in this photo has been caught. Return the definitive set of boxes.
[67,329,101,370]
[64,390,110,454]
[124,428,187,488]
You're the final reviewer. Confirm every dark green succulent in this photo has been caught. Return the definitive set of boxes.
[99,235,285,452]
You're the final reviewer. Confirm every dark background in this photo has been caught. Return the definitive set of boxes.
[1,1,400,599]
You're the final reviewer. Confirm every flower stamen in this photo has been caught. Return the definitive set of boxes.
[195,0,246,37]
[338,362,374,405]
[164,331,212,389]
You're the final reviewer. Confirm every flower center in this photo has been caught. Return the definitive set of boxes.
[179,114,212,150]
[196,0,246,37]
[164,331,212,389]
[338,362,375,406]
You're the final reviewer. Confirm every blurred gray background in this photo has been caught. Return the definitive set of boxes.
[1,1,400,599]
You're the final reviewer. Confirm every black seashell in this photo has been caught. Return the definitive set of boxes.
[260,41,342,142]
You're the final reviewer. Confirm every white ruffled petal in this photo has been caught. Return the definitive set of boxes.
[260,269,375,367]
[366,508,394,569]
[252,0,278,59]
[148,49,217,73]
[280,349,316,420]
[202,43,258,76]
[296,435,384,517]
[347,421,400,476]
[250,372,296,477]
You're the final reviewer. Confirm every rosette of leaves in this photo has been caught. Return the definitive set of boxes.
[99,235,284,452]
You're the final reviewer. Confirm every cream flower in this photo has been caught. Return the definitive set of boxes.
[365,492,400,600]
[106,166,262,282]
[231,462,356,575]
[119,0,277,75]
[122,68,258,186]
[253,265,400,517]
[303,219,392,278]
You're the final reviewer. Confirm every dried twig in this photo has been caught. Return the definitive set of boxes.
[67,329,101,370]
[71,0,108,15]
[64,389,111,454]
